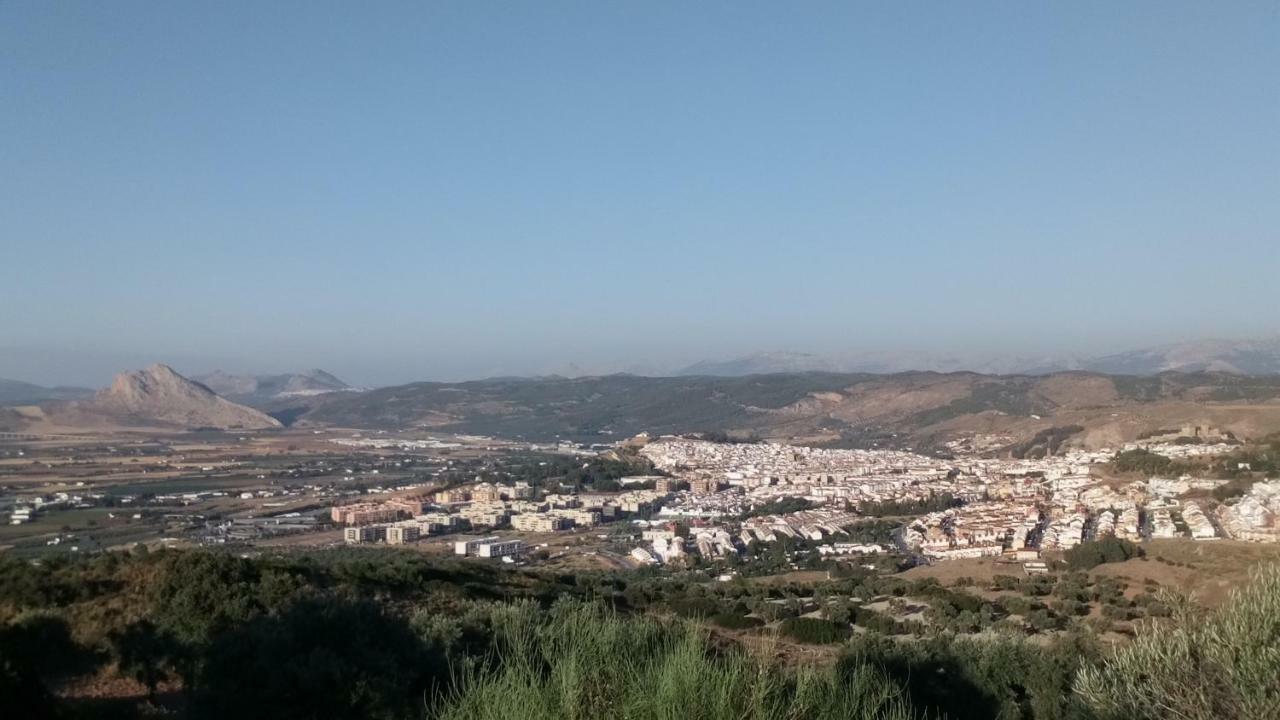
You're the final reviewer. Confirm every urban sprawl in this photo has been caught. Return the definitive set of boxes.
[324,432,1280,567]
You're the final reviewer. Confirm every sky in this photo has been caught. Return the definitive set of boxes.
[2,2,1278,387]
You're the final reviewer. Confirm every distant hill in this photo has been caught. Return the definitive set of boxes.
[0,378,92,405]
[194,369,354,405]
[1082,338,1280,375]
[677,350,1084,377]
[4,364,282,431]
[678,337,1280,378]
[290,370,1280,452]
[678,352,839,376]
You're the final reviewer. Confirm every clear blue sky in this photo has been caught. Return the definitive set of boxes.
[2,2,1277,386]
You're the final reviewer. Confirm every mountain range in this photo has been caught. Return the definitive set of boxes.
[0,364,280,432]
[3,337,1280,451]
[289,369,1280,452]
[0,378,93,406]
[5,362,1280,454]
[1082,337,1280,375]
[193,369,354,405]
[675,337,1280,377]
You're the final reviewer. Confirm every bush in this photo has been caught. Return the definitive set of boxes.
[1064,536,1141,570]
[0,612,100,719]
[438,603,913,720]
[190,596,441,720]
[667,597,719,618]
[710,613,764,630]
[778,617,851,644]
[1111,449,1187,475]
[1076,564,1280,720]
[843,631,1099,720]
[752,601,800,621]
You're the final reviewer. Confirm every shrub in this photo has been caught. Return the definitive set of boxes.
[710,613,764,630]
[843,631,1099,720]
[438,603,912,720]
[1075,564,1280,720]
[1064,536,1141,570]
[190,596,440,720]
[752,601,800,621]
[667,597,719,618]
[779,617,851,644]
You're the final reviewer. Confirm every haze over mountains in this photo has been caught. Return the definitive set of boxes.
[0,378,93,406]
[193,369,354,404]
[3,337,1280,448]
[676,337,1280,378]
[3,336,1279,390]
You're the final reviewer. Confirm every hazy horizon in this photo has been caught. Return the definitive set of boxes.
[5,332,1280,388]
[4,3,1277,387]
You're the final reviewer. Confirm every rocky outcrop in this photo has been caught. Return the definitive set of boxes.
[85,364,281,429]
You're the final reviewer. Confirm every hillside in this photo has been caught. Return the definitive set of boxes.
[0,378,92,405]
[1083,337,1280,375]
[678,337,1280,377]
[678,352,840,376]
[4,364,282,431]
[293,370,1280,450]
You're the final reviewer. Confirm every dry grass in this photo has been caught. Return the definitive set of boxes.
[898,556,1019,584]
[1092,539,1280,607]
[745,570,831,586]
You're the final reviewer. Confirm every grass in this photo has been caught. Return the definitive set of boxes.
[0,507,122,542]
[98,474,268,497]
[437,601,916,720]
[1092,539,1280,606]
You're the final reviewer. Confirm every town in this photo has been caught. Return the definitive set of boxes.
[324,431,1280,573]
[5,424,1278,579]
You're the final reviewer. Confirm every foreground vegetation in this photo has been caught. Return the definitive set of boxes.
[440,603,913,720]
[1,547,1276,720]
[1076,563,1280,720]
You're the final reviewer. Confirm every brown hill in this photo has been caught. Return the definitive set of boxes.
[16,364,283,431]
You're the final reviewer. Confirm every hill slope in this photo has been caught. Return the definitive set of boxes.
[0,378,92,405]
[679,337,1280,378]
[8,364,284,431]
[1082,337,1280,375]
[293,370,1280,451]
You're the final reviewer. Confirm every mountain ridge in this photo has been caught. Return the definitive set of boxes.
[88,364,282,429]
[0,378,93,405]
[0,364,282,431]
[193,368,354,405]
[289,369,1280,452]
[676,337,1280,377]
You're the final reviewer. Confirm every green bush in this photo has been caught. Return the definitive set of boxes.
[752,601,800,621]
[778,617,851,644]
[843,631,1099,720]
[1064,536,1141,570]
[190,596,440,720]
[438,602,913,720]
[1076,563,1280,720]
[668,597,719,618]
[1111,448,1187,475]
[0,612,100,719]
[710,613,764,630]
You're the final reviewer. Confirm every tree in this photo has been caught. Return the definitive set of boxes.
[109,619,178,703]
[190,596,442,720]
[0,613,99,720]
[1064,537,1141,570]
